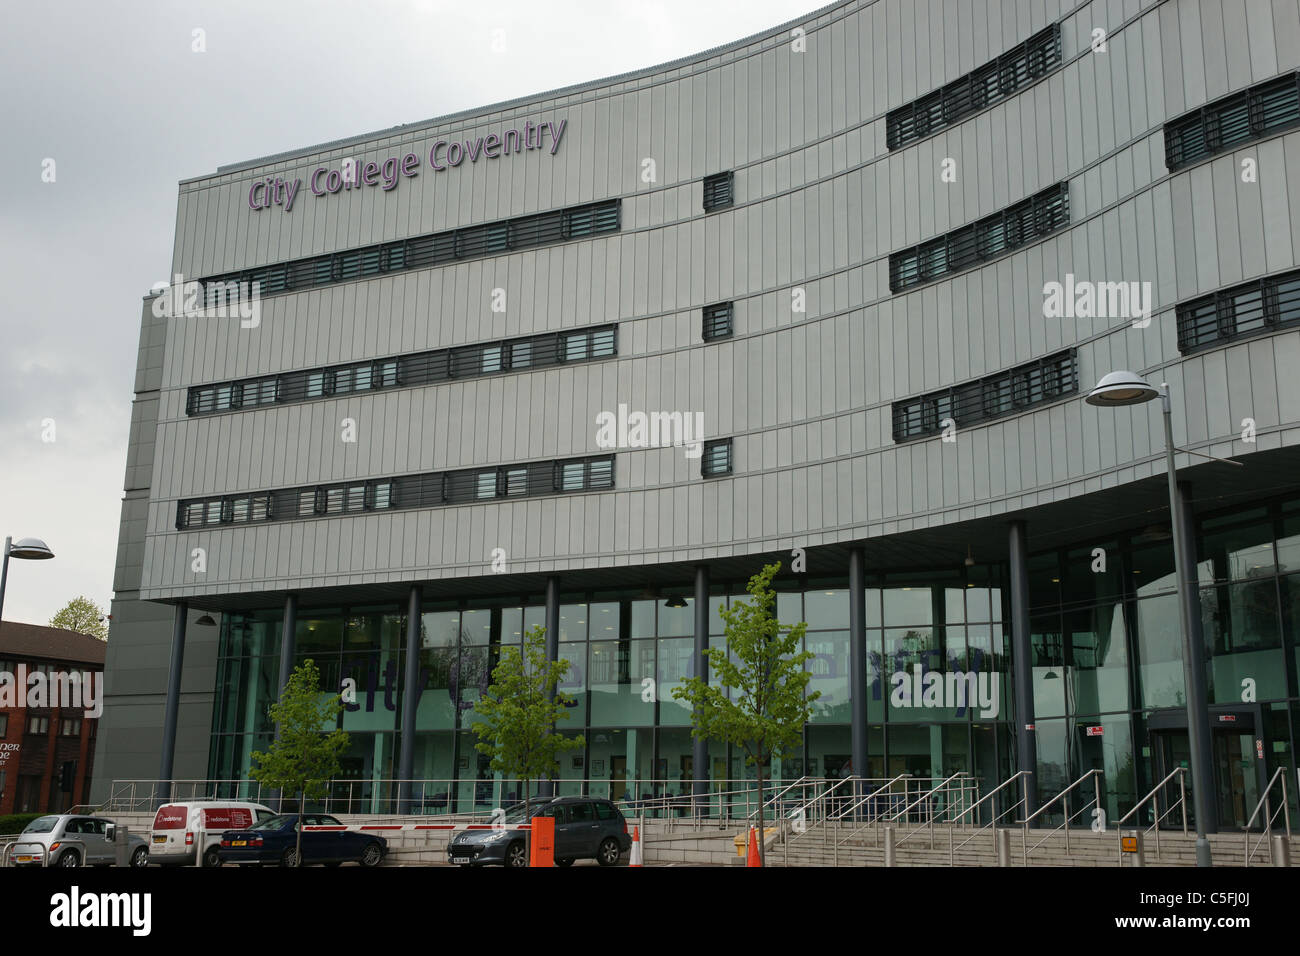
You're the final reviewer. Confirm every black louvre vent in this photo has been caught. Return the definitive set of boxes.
[703,172,734,212]
[702,302,734,341]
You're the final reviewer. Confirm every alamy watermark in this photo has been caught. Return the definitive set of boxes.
[595,403,706,459]
[1043,273,1152,328]
[0,665,102,718]
[151,272,262,328]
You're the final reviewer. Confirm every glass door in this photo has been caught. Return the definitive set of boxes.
[1212,732,1259,829]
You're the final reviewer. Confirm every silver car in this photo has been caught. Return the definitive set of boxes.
[11,814,150,868]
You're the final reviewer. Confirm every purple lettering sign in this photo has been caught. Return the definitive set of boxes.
[248,118,568,213]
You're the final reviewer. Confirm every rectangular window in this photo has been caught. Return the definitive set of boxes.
[503,468,529,497]
[60,718,81,736]
[889,182,1069,292]
[558,461,586,491]
[702,439,733,478]
[887,24,1062,149]
[702,302,734,341]
[476,471,498,500]
[702,171,734,211]
[510,340,534,369]
[0,713,7,735]
[481,345,503,374]
[26,716,49,735]
[892,349,1078,441]
[1165,73,1300,170]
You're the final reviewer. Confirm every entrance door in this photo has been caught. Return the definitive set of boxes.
[1150,730,1195,829]
[1212,732,1259,829]
[1151,728,1262,830]
[609,756,627,802]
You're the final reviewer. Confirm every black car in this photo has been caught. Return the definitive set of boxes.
[216,813,387,867]
[447,797,631,868]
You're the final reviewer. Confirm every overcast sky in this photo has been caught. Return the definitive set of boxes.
[0,0,816,629]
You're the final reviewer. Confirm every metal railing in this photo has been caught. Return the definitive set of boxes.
[947,770,1030,865]
[1021,768,1103,865]
[1114,766,1187,864]
[1244,765,1291,867]
[109,776,855,826]
[885,772,977,850]
[825,774,914,864]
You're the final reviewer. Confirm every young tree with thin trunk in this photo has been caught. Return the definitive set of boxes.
[249,659,350,866]
[672,562,817,866]
[471,625,584,857]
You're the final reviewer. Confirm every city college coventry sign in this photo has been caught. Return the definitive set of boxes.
[247,117,567,213]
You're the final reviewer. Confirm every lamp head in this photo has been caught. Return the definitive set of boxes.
[1086,371,1160,407]
[7,537,54,560]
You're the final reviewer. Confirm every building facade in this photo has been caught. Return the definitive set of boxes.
[0,622,105,815]
[96,0,1300,831]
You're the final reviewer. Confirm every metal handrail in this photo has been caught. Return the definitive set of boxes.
[1114,766,1187,863]
[886,772,974,850]
[745,775,812,825]
[1244,766,1291,867]
[1021,769,1103,864]
[948,771,1029,864]
[825,774,913,865]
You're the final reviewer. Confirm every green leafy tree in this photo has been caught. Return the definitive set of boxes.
[471,625,584,847]
[49,596,108,642]
[672,562,817,865]
[249,659,350,865]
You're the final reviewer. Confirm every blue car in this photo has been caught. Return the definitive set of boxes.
[216,813,387,867]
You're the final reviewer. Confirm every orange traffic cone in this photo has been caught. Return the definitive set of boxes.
[629,826,643,867]
[746,826,761,867]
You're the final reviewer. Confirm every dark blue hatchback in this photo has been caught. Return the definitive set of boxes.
[216,813,387,867]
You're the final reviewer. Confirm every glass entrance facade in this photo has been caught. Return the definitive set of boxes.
[208,492,1300,827]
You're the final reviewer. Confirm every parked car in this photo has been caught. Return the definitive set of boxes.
[447,796,631,868]
[149,800,277,867]
[11,814,150,868]
[216,813,387,867]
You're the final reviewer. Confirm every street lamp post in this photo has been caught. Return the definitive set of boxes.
[1086,371,1227,868]
[0,536,55,624]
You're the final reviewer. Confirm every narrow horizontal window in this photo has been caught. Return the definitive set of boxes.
[186,323,618,417]
[1165,73,1300,171]
[194,199,621,307]
[889,182,1069,293]
[1176,267,1300,354]
[892,349,1079,442]
[887,24,1062,150]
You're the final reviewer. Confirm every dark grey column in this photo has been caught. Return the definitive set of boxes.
[538,576,560,799]
[157,602,188,804]
[274,594,297,812]
[1177,480,1217,834]
[398,585,422,814]
[1008,521,1038,817]
[848,549,868,785]
[277,593,298,698]
[692,564,710,801]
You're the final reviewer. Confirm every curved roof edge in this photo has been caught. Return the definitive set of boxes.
[196,0,853,183]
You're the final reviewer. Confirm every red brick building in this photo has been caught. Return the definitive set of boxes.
[0,622,106,815]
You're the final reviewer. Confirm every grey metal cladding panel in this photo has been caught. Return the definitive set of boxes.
[136,2,1300,595]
